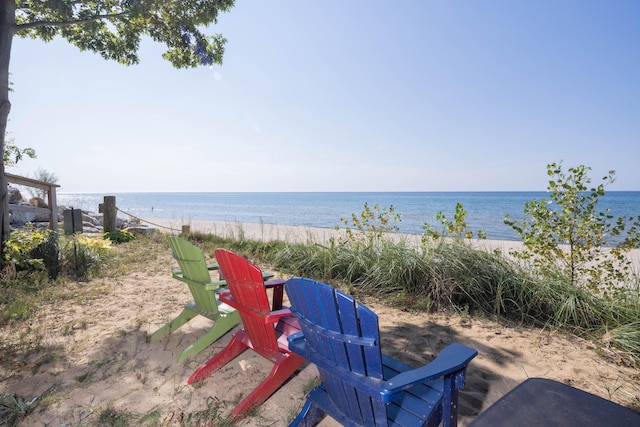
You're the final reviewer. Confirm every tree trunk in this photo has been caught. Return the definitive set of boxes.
[0,1,17,254]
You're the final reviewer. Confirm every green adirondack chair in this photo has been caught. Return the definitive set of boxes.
[149,236,241,362]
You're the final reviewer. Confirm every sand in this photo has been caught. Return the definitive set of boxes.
[1,218,639,426]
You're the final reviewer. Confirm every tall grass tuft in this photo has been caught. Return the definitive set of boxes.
[605,321,640,365]
[270,236,640,362]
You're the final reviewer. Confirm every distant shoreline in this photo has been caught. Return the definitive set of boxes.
[59,192,640,242]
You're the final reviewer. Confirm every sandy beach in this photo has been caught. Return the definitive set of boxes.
[1,218,639,425]
[141,216,640,267]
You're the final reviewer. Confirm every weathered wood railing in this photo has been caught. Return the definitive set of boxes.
[6,173,60,231]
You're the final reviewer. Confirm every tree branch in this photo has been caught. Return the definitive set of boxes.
[16,11,129,31]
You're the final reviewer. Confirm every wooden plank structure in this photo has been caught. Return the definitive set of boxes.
[6,172,60,231]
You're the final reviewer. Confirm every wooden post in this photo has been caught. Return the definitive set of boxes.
[102,196,117,233]
[181,225,190,235]
[46,182,58,232]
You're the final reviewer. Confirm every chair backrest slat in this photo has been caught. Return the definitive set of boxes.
[168,236,212,283]
[214,249,279,354]
[286,277,386,426]
[168,237,219,316]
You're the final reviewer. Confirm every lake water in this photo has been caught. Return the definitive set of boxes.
[57,192,640,242]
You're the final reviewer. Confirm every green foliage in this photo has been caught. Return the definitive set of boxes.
[3,228,115,281]
[27,229,60,279]
[3,225,53,271]
[606,321,640,364]
[15,1,236,69]
[422,202,487,242]
[97,404,131,427]
[505,162,640,294]
[103,229,136,244]
[62,235,114,280]
[2,296,34,323]
[334,203,401,249]
[272,233,640,360]
[3,138,36,167]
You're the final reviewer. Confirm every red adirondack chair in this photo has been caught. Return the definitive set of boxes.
[188,249,304,421]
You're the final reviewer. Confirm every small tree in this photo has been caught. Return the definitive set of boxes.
[423,202,487,242]
[29,168,57,200]
[335,203,401,249]
[505,162,640,294]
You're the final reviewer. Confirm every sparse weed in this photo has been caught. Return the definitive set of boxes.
[302,376,321,395]
[138,408,161,426]
[97,404,132,427]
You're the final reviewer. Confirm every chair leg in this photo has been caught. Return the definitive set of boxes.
[187,333,248,384]
[230,353,305,422]
[176,311,241,362]
[442,375,459,427]
[148,307,196,342]
[289,400,325,427]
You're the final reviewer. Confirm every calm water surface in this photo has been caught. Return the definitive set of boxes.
[57,192,640,242]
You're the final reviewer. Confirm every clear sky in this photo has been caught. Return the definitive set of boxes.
[7,1,640,193]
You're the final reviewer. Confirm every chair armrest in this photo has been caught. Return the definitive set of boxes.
[217,290,234,306]
[218,291,290,322]
[218,271,274,280]
[204,280,228,291]
[206,263,220,271]
[380,343,477,400]
[263,307,293,324]
[172,271,226,291]
[264,279,286,287]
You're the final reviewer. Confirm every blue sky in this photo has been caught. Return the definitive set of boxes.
[7,1,640,193]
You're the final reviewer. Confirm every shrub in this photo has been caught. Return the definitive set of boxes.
[334,203,401,249]
[422,202,487,243]
[61,235,114,280]
[3,226,53,271]
[505,162,640,295]
[103,230,136,244]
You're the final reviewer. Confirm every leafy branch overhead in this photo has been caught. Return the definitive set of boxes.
[14,0,236,68]
[1,0,237,244]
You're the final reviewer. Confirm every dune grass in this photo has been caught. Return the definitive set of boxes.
[261,235,640,365]
[179,228,640,365]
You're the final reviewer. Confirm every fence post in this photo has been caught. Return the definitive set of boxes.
[102,196,117,233]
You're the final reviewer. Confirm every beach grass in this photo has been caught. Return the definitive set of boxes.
[259,234,640,365]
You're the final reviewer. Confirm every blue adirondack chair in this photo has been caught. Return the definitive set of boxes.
[285,277,478,427]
